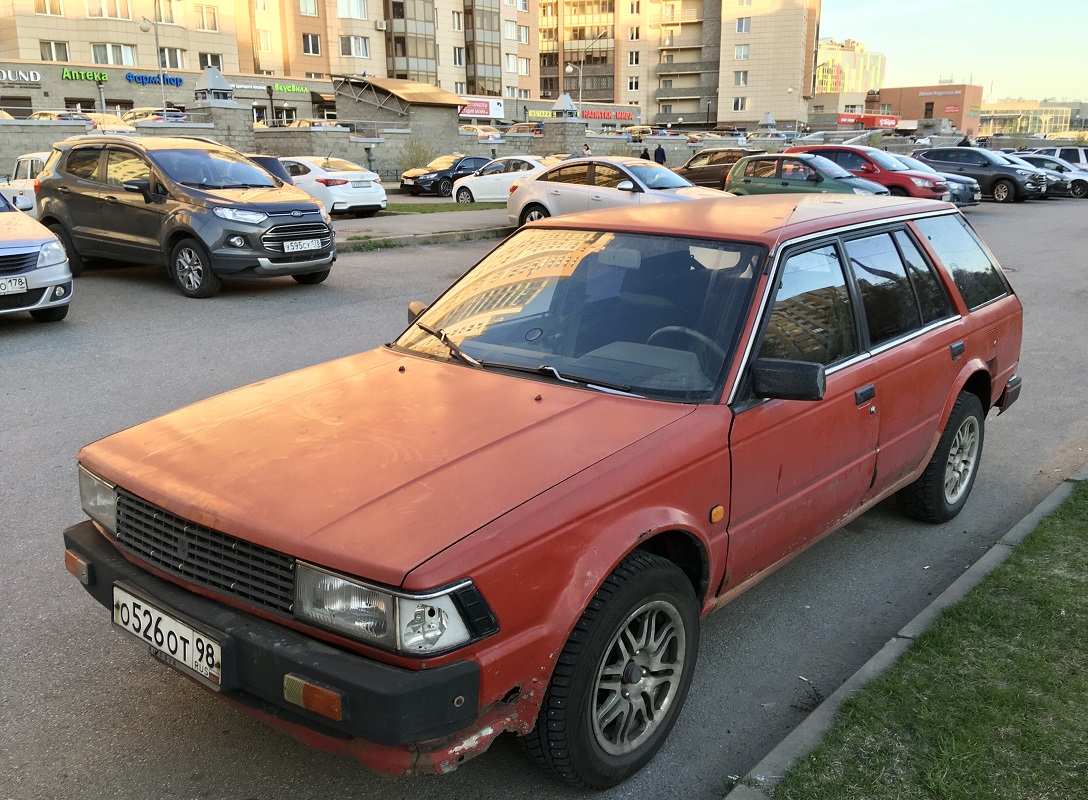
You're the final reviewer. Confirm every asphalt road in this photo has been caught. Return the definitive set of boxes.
[2,199,1085,800]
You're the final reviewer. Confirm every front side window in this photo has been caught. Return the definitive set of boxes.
[396,228,764,402]
[593,164,626,189]
[913,215,1010,310]
[760,245,858,366]
[105,149,150,186]
[843,233,922,346]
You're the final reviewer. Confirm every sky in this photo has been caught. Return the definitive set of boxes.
[818,0,1087,102]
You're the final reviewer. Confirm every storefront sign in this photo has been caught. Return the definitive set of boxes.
[918,90,961,97]
[275,83,309,93]
[459,97,505,119]
[62,69,109,82]
[944,104,960,113]
[837,113,898,129]
[0,69,42,85]
[529,110,555,118]
[126,72,183,87]
[583,110,636,120]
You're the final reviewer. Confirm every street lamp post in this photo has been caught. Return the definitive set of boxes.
[139,17,168,114]
[564,28,608,119]
[706,100,712,128]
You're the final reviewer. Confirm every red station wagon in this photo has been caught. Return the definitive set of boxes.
[786,143,952,201]
[63,195,1022,788]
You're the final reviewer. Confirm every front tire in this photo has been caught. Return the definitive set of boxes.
[47,224,85,278]
[519,204,550,226]
[437,178,454,197]
[31,304,69,322]
[169,237,221,298]
[292,268,330,285]
[523,552,699,788]
[896,391,985,523]
[888,185,909,197]
[991,179,1015,203]
[455,187,474,204]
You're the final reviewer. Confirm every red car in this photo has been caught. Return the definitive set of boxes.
[785,143,951,200]
[64,195,1021,788]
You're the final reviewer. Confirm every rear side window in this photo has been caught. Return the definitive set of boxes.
[743,160,776,178]
[759,244,859,366]
[64,148,102,181]
[544,164,590,185]
[914,215,1010,310]
[894,231,954,324]
[843,233,922,346]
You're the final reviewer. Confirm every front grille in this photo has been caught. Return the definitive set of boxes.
[0,252,39,276]
[0,287,45,311]
[115,490,296,614]
[261,223,333,253]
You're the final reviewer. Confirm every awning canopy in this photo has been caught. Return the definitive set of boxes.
[332,75,465,116]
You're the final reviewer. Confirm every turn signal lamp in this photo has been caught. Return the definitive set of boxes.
[64,549,94,586]
[283,674,345,722]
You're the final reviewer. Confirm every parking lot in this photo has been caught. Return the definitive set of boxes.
[1,199,1086,799]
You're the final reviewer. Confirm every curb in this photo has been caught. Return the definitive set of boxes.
[335,226,514,253]
[725,463,1088,799]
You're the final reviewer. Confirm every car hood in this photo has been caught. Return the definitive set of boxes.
[402,166,451,179]
[844,176,889,194]
[939,173,979,186]
[79,349,693,587]
[657,185,732,200]
[192,185,323,212]
[0,208,54,247]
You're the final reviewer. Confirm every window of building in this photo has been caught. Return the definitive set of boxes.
[300,0,317,16]
[629,26,640,40]
[258,30,272,52]
[337,0,365,17]
[92,43,137,65]
[306,72,323,79]
[195,5,218,30]
[255,0,267,10]
[628,76,639,91]
[199,52,222,69]
[455,81,466,93]
[812,105,824,113]
[662,54,673,63]
[518,57,530,76]
[153,0,180,23]
[518,0,528,10]
[630,1,639,11]
[517,25,529,43]
[90,0,131,19]
[737,17,750,33]
[880,103,892,114]
[341,35,370,58]
[257,69,274,75]
[302,33,321,55]
[738,0,751,5]
[452,10,462,30]
[34,0,63,15]
[624,51,638,66]
[660,104,672,114]
[735,44,749,59]
[452,46,464,66]
[734,70,748,87]
[40,41,69,61]
[518,88,530,98]
[733,96,747,112]
[844,104,862,113]
[504,20,516,39]
[505,85,516,98]
[505,53,517,72]
[159,47,185,69]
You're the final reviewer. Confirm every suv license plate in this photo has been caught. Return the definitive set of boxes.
[0,276,28,295]
[112,584,224,690]
[284,239,321,253]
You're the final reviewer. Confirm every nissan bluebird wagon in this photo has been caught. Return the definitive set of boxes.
[63,195,1022,788]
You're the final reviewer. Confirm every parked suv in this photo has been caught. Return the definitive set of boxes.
[1027,145,1088,172]
[673,147,764,189]
[912,147,1046,202]
[64,194,1022,788]
[785,144,951,200]
[36,135,334,298]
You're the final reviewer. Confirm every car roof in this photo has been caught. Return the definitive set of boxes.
[535,194,953,247]
[53,135,230,151]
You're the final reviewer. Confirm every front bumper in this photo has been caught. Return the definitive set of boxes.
[63,521,481,750]
[0,260,72,316]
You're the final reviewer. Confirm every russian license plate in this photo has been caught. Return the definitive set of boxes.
[113,584,223,690]
[0,275,28,295]
[402,178,414,185]
[351,180,371,188]
[284,238,321,253]
[941,193,951,202]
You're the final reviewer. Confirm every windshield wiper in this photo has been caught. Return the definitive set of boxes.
[479,361,638,396]
[414,322,481,367]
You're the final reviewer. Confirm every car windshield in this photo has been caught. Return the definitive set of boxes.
[0,193,12,212]
[893,154,937,174]
[319,158,366,173]
[867,149,908,171]
[424,156,460,171]
[803,154,852,179]
[626,163,695,189]
[394,228,765,402]
[153,148,277,188]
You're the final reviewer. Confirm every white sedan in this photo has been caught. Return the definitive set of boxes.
[278,156,387,217]
[452,155,561,203]
[507,156,730,226]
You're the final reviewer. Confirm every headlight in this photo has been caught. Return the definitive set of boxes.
[212,207,269,224]
[78,465,117,534]
[294,563,483,654]
[37,239,67,268]
[909,177,934,188]
[852,188,874,195]
[419,172,437,180]
[1014,169,1032,177]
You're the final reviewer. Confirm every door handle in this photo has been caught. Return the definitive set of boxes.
[104,196,119,204]
[57,186,71,194]
[741,179,752,184]
[950,341,966,360]
[855,384,876,404]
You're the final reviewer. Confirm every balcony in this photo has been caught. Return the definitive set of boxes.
[650,9,701,24]
[658,32,704,50]
[656,60,717,76]
[655,87,709,101]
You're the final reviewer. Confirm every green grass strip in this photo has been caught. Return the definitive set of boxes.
[384,202,506,214]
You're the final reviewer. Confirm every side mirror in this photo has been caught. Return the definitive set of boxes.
[408,300,427,325]
[123,178,152,201]
[13,195,33,212]
[860,163,877,173]
[807,173,822,183]
[616,180,637,192]
[751,358,826,401]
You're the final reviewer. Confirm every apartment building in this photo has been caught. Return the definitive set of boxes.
[814,39,884,95]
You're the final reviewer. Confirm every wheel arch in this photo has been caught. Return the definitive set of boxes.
[634,528,710,604]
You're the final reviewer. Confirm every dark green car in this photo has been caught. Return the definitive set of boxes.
[724,153,890,196]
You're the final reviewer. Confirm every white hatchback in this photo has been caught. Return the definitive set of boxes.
[453,155,561,203]
[507,156,730,227]
[279,156,387,217]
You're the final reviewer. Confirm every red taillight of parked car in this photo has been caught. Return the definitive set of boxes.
[33,180,40,194]
[316,178,349,187]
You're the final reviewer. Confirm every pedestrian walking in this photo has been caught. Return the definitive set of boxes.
[654,143,666,164]
[957,131,973,147]
[640,147,651,160]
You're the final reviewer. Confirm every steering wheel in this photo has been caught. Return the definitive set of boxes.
[646,326,727,376]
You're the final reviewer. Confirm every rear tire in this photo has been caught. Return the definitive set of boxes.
[523,552,699,788]
[1070,180,1087,199]
[292,269,330,285]
[896,392,985,523]
[47,224,84,277]
[519,204,550,226]
[30,304,69,322]
[991,179,1015,203]
[169,237,221,298]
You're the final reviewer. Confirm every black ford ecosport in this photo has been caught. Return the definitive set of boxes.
[36,136,335,298]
